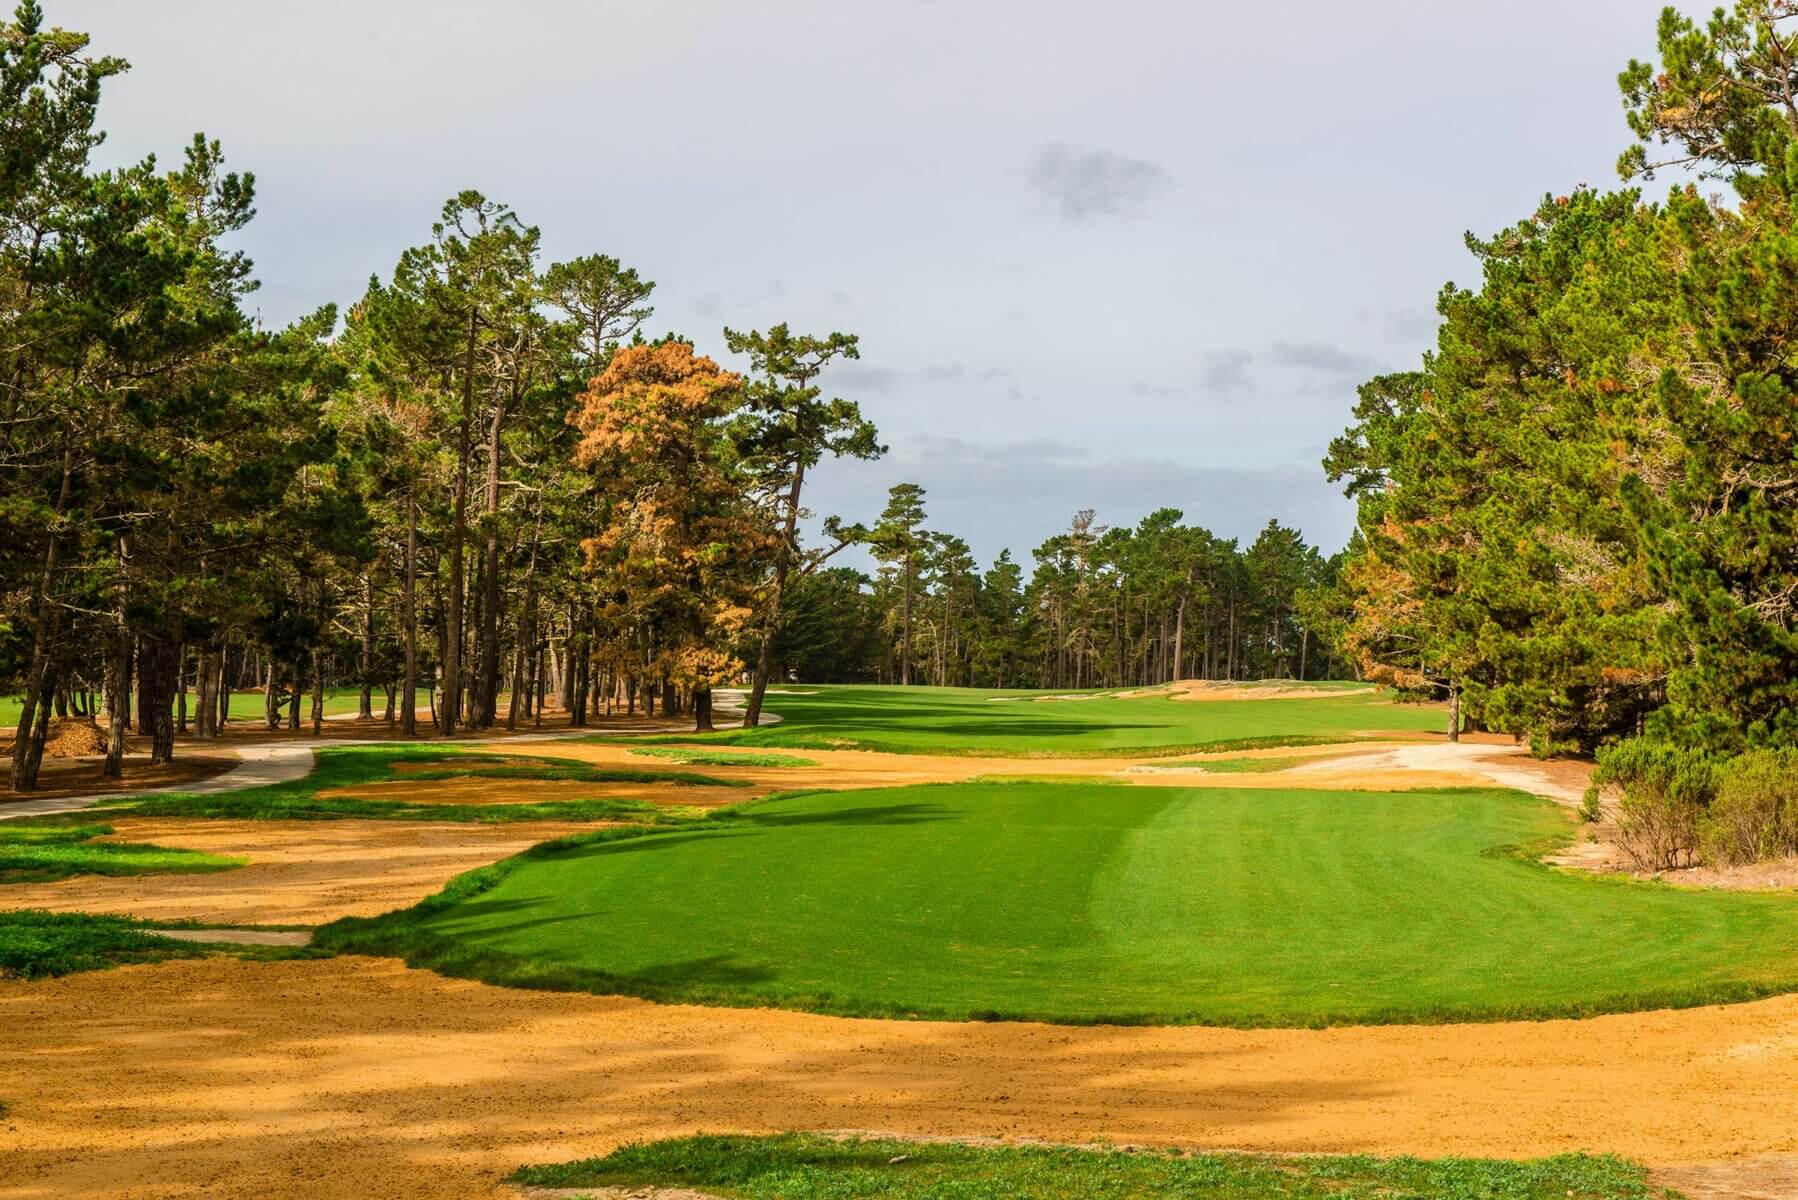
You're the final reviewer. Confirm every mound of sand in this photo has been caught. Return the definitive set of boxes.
[1164,680,1353,702]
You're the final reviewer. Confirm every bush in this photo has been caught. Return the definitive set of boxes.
[1699,749,1798,867]
[1588,740,1716,871]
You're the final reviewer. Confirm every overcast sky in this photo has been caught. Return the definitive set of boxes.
[67,0,1675,567]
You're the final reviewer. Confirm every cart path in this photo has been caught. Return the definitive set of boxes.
[0,691,772,822]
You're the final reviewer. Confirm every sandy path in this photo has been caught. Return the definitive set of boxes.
[2,956,1796,1199]
[1286,740,1594,804]
[0,817,591,925]
[502,739,1505,798]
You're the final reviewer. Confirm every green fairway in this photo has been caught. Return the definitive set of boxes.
[514,1134,1673,1200]
[637,683,1445,756]
[321,779,1798,1026]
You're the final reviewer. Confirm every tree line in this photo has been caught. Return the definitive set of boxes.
[1,2,1347,793]
[1318,0,1798,868]
[772,491,1345,692]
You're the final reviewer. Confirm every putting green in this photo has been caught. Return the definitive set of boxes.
[335,780,1798,1025]
[637,683,1447,756]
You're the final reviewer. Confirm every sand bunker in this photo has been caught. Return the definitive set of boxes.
[3,957,1797,1199]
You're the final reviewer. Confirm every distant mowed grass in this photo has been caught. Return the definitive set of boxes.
[622,683,1446,757]
[320,779,1798,1026]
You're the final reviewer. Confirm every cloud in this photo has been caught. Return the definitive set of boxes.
[836,360,1017,394]
[1131,348,1255,401]
[1025,143,1173,224]
[1265,340,1379,375]
[1198,348,1253,393]
[908,434,1087,464]
[691,278,788,319]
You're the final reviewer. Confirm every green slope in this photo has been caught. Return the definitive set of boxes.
[321,780,1798,1025]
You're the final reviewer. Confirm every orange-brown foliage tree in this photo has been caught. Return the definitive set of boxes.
[572,342,773,730]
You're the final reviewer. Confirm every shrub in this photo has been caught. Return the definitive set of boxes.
[1699,749,1798,867]
[1588,740,1716,871]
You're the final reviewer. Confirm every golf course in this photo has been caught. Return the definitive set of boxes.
[9,1,1798,1196]
[323,720,1798,1025]
[6,683,1798,1199]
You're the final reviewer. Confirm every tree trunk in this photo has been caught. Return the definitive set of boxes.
[139,633,179,765]
[216,644,230,730]
[900,549,913,685]
[1448,682,1461,743]
[402,488,419,737]
[693,686,714,732]
[176,646,189,735]
[746,461,807,727]
[265,660,280,731]
[1171,596,1186,685]
[104,616,130,779]
[311,650,325,735]
[443,308,477,736]
[9,432,74,790]
[359,570,374,720]
[560,605,578,714]
[194,648,214,739]
[475,376,509,729]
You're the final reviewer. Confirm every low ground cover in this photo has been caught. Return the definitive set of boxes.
[88,745,733,824]
[1143,755,1315,773]
[620,684,1444,757]
[628,747,820,767]
[0,910,322,980]
[0,822,243,883]
[513,1134,1677,1199]
[318,778,1798,1026]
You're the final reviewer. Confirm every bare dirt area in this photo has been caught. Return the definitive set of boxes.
[1,956,1796,1199]
[501,739,1519,798]
[0,816,592,925]
[0,750,235,805]
[1161,680,1376,703]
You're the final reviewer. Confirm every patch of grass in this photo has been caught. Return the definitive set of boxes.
[512,1134,1678,1199]
[0,822,244,884]
[598,683,1443,758]
[318,779,1798,1026]
[400,758,745,788]
[628,747,820,768]
[85,744,728,825]
[0,910,325,980]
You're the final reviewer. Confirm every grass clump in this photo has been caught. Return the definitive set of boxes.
[86,744,733,825]
[512,1133,1677,1199]
[628,747,820,768]
[0,822,244,884]
[0,910,323,980]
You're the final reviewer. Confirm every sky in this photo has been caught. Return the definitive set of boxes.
[65,0,1678,567]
